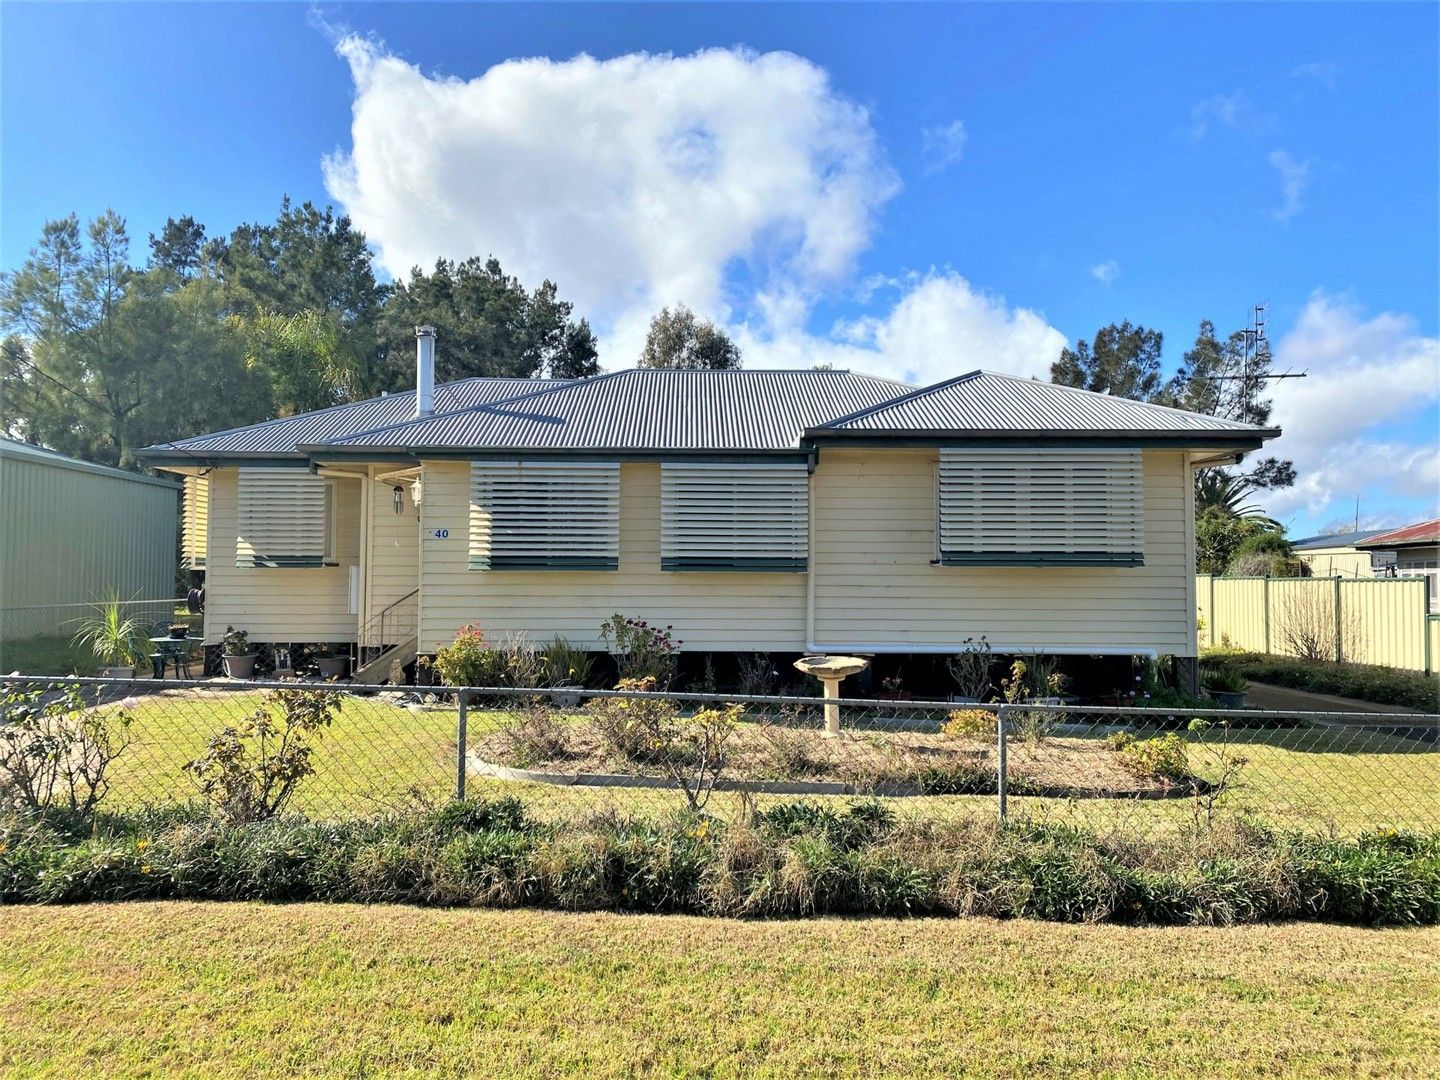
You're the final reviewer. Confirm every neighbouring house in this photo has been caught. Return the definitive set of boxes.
[0,437,180,644]
[1291,529,1392,579]
[136,329,1278,689]
[1355,520,1440,612]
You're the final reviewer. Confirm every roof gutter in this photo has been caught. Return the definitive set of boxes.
[801,429,1278,451]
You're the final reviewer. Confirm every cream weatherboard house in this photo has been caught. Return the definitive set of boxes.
[138,329,1278,689]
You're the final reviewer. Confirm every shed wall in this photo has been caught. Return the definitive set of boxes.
[0,450,178,640]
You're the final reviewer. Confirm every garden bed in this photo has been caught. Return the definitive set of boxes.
[474,722,1207,799]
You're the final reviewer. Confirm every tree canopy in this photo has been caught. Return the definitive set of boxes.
[1,202,601,468]
[640,305,742,370]
[1052,317,1299,569]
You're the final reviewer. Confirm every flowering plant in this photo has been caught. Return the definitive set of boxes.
[599,614,681,686]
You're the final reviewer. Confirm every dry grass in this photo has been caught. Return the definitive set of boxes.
[0,903,1436,1078]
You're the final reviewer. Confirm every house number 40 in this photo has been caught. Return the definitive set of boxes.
[430,528,450,539]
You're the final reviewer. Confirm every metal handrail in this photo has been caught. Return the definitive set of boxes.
[359,588,418,654]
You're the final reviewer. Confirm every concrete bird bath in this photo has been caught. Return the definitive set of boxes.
[793,654,870,737]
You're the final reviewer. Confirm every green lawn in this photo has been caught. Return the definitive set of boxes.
[97,690,1439,835]
[0,634,95,676]
[1,903,1436,1078]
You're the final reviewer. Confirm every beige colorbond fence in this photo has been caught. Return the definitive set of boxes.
[1197,574,1435,673]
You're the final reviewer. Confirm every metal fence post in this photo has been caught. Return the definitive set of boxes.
[456,689,469,801]
[1333,576,1344,663]
[1262,576,1271,654]
[996,704,1008,823]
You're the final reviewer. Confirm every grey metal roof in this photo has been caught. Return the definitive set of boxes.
[808,371,1278,439]
[139,378,569,459]
[318,369,915,454]
[1291,529,1391,550]
[0,438,180,488]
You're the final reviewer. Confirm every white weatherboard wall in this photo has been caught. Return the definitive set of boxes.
[418,460,807,652]
[363,470,420,624]
[809,448,1194,655]
[204,468,361,643]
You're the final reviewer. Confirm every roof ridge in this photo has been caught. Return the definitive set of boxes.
[810,371,985,429]
[317,370,624,447]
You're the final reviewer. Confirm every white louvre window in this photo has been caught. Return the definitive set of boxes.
[469,461,619,571]
[660,463,809,572]
[937,449,1144,567]
[181,474,209,570]
[235,468,334,568]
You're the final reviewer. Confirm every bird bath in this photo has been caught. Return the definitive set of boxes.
[793,654,870,737]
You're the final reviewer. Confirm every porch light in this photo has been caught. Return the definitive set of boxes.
[392,486,405,515]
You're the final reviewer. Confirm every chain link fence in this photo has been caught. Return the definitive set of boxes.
[2,674,1436,838]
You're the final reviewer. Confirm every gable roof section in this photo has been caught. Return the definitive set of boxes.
[315,369,914,455]
[807,371,1278,445]
[1353,519,1440,549]
[138,377,570,463]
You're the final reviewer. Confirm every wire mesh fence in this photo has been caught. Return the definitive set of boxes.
[1,674,1436,838]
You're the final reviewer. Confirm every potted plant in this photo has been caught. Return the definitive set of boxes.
[167,621,190,640]
[1203,668,1249,709]
[221,626,257,679]
[71,593,146,678]
[314,650,349,680]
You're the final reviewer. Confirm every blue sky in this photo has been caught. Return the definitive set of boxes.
[3,2,1437,535]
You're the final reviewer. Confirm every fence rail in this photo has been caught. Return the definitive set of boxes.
[3,674,1436,839]
[0,598,195,644]
[1197,573,1434,672]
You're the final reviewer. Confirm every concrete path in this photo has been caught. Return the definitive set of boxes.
[1244,681,1436,717]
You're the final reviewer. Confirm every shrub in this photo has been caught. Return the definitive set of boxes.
[1202,667,1248,694]
[70,593,148,669]
[1115,733,1190,783]
[586,677,678,764]
[599,614,681,685]
[2,803,1437,926]
[0,683,134,818]
[492,631,547,689]
[942,708,995,739]
[183,688,341,824]
[493,703,570,768]
[429,625,501,688]
[945,636,993,701]
[735,653,778,697]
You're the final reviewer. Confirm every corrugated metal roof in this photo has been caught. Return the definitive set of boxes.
[1291,529,1391,550]
[809,371,1276,437]
[1353,519,1440,549]
[0,437,180,488]
[140,378,570,457]
[320,369,915,453]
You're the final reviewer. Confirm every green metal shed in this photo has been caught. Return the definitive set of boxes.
[0,438,180,643]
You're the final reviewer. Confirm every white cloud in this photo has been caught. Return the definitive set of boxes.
[1259,292,1440,525]
[1189,90,1275,140]
[1291,62,1340,89]
[324,37,899,327]
[323,37,1064,382]
[1090,260,1120,286]
[740,270,1068,385]
[921,120,967,174]
[1268,149,1311,222]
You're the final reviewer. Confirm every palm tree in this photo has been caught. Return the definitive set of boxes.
[1194,469,1277,524]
